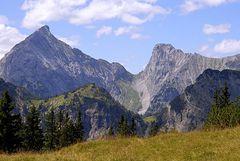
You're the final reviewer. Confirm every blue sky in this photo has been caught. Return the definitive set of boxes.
[0,0,240,74]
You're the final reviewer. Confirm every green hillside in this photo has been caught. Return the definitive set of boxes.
[1,127,240,161]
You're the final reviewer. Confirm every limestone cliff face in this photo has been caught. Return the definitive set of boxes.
[135,44,240,115]
[0,26,133,108]
[160,69,240,132]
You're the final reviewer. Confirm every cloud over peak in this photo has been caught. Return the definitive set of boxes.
[203,24,231,35]
[214,39,240,53]
[21,0,171,29]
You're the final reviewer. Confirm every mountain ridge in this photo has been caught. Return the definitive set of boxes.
[139,43,240,115]
[158,69,240,132]
[1,25,240,116]
[0,26,135,112]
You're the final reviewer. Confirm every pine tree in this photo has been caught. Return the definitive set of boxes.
[130,117,137,136]
[117,115,130,136]
[117,115,125,136]
[149,121,159,137]
[59,112,77,147]
[220,82,230,108]
[56,110,64,147]
[74,110,84,142]
[67,119,76,144]
[0,91,23,153]
[213,89,220,107]
[206,83,240,129]
[108,125,114,136]
[23,105,43,151]
[44,109,57,150]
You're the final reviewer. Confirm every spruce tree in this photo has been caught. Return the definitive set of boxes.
[74,110,84,142]
[149,121,159,137]
[44,109,57,150]
[23,105,43,151]
[56,110,64,147]
[0,91,22,153]
[59,112,75,147]
[213,89,220,107]
[130,117,137,136]
[67,119,76,144]
[206,83,240,129]
[117,115,130,136]
[220,82,230,108]
[108,124,115,136]
[117,115,125,136]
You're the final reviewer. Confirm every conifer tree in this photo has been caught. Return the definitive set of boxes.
[108,125,114,136]
[23,105,43,151]
[149,121,159,137]
[59,112,76,147]
[220,82,230,108]
[206,83,240,128]
[56,110,64,147]
[130,117,137,136]
[74,110,84,142]
[117,115,125,136]
[67,119,76,144]
[44,109,57,150]
[117,115,130,136]
[213,89,220,107]
[0,91,22,153]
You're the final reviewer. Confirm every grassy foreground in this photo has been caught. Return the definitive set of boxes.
[1,127,240,161]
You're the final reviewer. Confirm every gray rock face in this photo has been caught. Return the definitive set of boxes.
[161,69,240,132]
[135,44,240,115]
[0,26,133,108]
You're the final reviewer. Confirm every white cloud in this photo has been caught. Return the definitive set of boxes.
[114,26,146,39]
[144,0,157,3]
[0,15,9,24]
[130,33,144,39]
[198,44,209,53]
[0,24,26,59]
[21,0,171,29]
[181,0,238,14]
[115,26,137,36]
[203,24,231,35]
[95,25,146,39]
[58,36,80,47]
[214,39,240,53]
[96,26,112,38]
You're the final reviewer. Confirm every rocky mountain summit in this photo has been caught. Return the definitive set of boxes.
[159,69,240,132]
[136,44,240,115]
[0,26,135,111]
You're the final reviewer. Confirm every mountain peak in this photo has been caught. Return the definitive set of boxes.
[29,25,52,39]
[37,25,50,33]
[154,43,175,51]
[23,25,57,47]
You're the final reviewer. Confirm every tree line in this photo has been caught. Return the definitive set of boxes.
[0,90,145,153]
[0,91,84,153]
[206,82,240,128]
